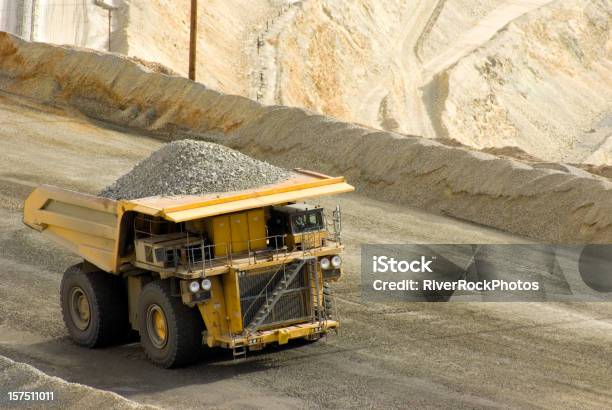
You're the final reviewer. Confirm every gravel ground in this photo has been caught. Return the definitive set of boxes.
[100,139,291,200]
[2,95,612,409]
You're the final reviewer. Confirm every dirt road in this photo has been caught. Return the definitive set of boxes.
[1,92,611,409]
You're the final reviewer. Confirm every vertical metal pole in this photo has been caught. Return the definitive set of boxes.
[188,0,198,81]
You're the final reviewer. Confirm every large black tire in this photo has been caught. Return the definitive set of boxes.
[138,280,204,368]
[60,263,130,347]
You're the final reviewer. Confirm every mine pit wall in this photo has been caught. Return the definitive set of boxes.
[0,32,611,244]
[0,1,126,52]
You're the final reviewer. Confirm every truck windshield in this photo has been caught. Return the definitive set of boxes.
[291,211,323,233]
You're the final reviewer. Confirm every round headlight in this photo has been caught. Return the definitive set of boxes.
[188,280,200,293]
[331,255,342,268]
[320,257,330,270]
[201,278,212,291]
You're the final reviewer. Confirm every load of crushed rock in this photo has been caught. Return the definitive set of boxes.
[100,139,292,200]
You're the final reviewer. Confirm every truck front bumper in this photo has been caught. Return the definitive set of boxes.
[216,320,339,350]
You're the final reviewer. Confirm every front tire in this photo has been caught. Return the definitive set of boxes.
[60,263,130,347]
[138,280,204,368]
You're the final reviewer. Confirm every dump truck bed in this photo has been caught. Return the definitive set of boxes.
[23,169,354,273]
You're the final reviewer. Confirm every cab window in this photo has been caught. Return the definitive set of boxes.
[291,211,323,233]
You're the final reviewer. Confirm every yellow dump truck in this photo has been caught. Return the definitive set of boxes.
[23,169,354,367]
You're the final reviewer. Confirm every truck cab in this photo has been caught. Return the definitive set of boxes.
[269,203,327,250]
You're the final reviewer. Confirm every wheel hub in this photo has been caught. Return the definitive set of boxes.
[146,304,168,349]
[69,287,91,330]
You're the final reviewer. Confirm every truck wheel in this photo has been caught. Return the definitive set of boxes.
[138,280,204,368]
[60,263,130,347]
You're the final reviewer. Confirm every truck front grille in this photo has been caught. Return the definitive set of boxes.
[239,264,311,329]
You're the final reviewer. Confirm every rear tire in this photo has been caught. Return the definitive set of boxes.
[138,280,204,368]
[60,263,130,347]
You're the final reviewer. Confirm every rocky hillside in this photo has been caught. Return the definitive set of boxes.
[1,0,609,164]
[121,0,612,165]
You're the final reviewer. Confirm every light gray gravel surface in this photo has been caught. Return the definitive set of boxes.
[2,96,612,409]
[100,139,291,199]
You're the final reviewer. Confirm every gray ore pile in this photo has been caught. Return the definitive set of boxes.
[100,139,291,200]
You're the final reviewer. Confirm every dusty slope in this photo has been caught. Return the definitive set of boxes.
[433,0,612,163]
[0,355,156,409]
[1,94,611,409]
[2,0,609,163]
[0,32,611,243]
[190,0,611,164]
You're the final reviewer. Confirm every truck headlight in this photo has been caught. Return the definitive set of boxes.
[320,257,330,270]
[331,255,342,268]
[189,280,201,293]
[201,278,212,291]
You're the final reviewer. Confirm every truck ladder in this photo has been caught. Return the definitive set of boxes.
[306,257,325,324]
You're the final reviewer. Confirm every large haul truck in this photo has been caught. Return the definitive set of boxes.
[23,169,354,367]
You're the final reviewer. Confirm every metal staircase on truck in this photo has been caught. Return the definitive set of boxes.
[245,258,310,332]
